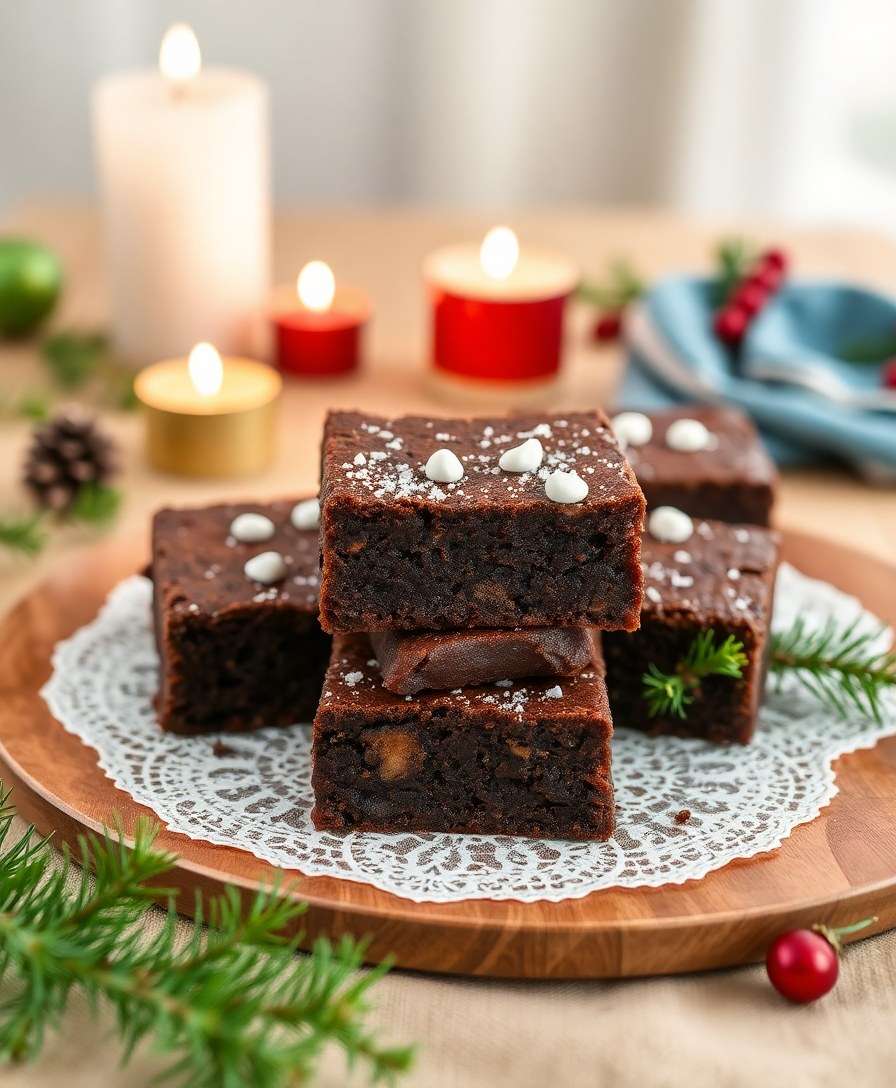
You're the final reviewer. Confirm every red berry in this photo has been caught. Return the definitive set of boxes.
[713,305,749,344]
[766,929,838,1003]
[592,311,623,342]
[760,248,788,274]
[750,265,783,293]
[882,359,896,389]
[732,281,768,317]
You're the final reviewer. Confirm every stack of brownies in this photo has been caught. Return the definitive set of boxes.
[149,402,780,842]
[310,409,646,840]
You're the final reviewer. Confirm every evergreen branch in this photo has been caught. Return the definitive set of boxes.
[0,515,46,556]
[42,331,108,391]
[770,615,896,723]
[578,258,645,311]
[0,390,53,422]
[0,790,413,1086]
[642,617,896,724]
[67,483,121,526]
[714,237,757,304]
[642,630,748,718]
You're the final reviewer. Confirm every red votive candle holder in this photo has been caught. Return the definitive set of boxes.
[271,263,370,377]
[423,229,579,392]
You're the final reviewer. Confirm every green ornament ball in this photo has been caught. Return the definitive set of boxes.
[0,238,63,338]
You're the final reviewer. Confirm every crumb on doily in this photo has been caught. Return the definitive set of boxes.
[675,809,691,824]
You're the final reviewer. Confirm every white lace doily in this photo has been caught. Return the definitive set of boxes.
[41,564,895,904]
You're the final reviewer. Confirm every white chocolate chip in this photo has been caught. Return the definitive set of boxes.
[544,469,589,504]
[499,437,544,473]
[244,551,287,584]
[648,506,694,543]
[229,513,275,543]
[544,685,563,699]
[425,448,464,483]
[611,411,653,448]
[665,418,712,452]
[291,498,320,530]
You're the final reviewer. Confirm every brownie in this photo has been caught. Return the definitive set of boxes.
[318,410,645,633]
[369,626,596,695]
[618,405,777,526]
[311,630,614,840]
[152,499,331,734]
[602,518,779,744]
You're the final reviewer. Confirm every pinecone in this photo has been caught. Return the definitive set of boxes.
[22,410,118,512]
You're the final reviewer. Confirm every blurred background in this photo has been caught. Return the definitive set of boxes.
[3,0,896,224]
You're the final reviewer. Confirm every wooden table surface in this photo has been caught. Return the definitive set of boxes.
[1,202,895,616]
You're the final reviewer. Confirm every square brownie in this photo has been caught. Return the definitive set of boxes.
[318,410,645,633]
[311,630,614,840]
[602,518,779,744]
[615,405,777,526]
[152,498,331,734]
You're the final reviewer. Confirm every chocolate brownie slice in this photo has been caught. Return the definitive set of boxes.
[369,626,596,695]
[318,410,645,632]
[602,517,779,744]
[311,630,614,840]
[615,405,777,525]
[152,498,330,734]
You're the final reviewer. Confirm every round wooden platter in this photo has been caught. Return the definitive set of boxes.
[1,529,895,980]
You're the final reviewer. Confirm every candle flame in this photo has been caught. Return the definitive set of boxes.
[297,260,336,312]
[159,23,202,84]
[480,226,519,280]
[188,342,223,397]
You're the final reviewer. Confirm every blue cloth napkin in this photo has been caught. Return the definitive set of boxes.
[619,276,896,480]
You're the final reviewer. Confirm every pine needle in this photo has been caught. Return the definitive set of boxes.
[0,515,46,557]
[0,787,414,1085]
[578,259,645,310]
[770,615,896,723]
[67,483,121,526]
[714,237,757,304]
[642,630,748,718]
[642,617,896,724]
[42,331,108,390]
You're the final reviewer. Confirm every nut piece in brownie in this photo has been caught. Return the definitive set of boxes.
[602,512,779,744]
[318,410,645,633]
[612,405,777,526]
[369,626,596,695]
[311,630,614,840]
[152,498,330,734]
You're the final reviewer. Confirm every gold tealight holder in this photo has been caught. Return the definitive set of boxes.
[134,343,281,478]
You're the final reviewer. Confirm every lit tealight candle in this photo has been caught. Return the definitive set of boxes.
[134,343,281,477]
[423,227,579,392]
[270,261,371,377]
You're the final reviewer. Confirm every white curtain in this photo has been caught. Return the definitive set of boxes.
[2,0,894,224]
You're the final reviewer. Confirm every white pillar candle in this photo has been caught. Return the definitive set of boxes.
[92,24,270,365]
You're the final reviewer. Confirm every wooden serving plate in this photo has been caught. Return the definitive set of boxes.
[1,529,894,979]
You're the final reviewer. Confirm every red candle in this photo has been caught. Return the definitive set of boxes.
[271,261,370,377]
[424,228,579,390]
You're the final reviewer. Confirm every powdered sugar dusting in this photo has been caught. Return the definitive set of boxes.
[328,413,633,506]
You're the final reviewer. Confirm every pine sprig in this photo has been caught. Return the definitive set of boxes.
[641,617,896,723]
[0,515,46,556]
[642,630,748,718]
[68,483,122,526]
[714,237,757,304]
[578,259,645,311]
[0,789,413,1086]
[770,615,896,723]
